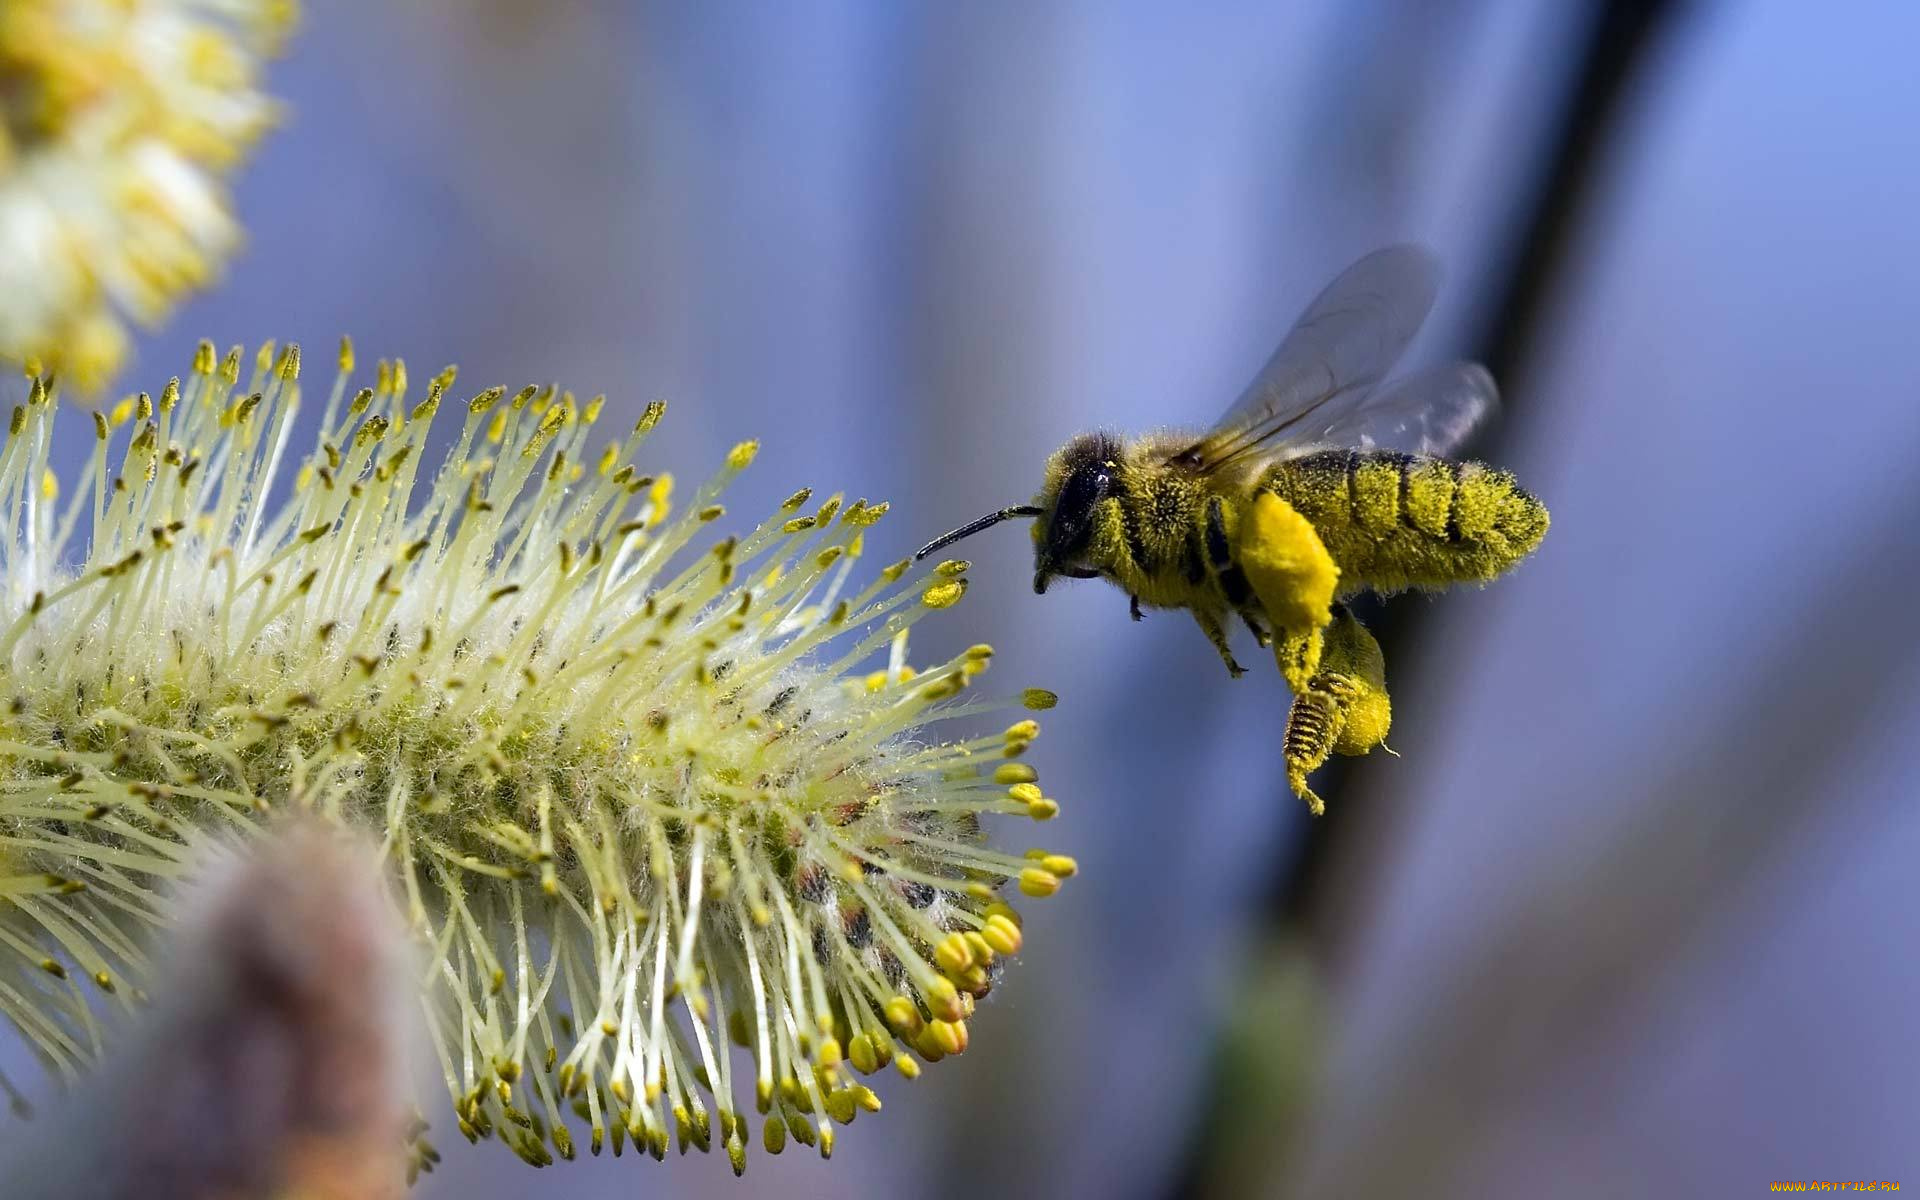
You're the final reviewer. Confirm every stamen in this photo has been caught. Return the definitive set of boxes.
[0,345,1075,1174]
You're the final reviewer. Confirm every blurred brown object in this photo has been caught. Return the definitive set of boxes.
[1194,938,1324,1200]
[2,822,413,1200]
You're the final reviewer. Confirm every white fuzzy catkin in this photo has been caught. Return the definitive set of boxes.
[0,340,1073,1174]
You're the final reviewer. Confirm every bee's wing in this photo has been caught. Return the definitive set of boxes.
[1167,244,1442,474]
[1300,361,1499,457]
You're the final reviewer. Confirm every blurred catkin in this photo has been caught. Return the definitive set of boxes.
[0,1,294,391]
[2,822,412,1200]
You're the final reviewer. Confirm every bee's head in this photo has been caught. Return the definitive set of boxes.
[1032,433,1121,594]
[910,432,1123,588]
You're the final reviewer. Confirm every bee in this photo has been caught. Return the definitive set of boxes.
[915,245,1549,812]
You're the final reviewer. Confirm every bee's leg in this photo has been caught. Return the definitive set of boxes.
[1283,682,1346,817]
[1203,496,1263,660]
[1240,610,1272,647]
[1130,594,1144,622]
[1192,609,1246,678]
[1279,609,1392,816]
[1274,626,1325,696]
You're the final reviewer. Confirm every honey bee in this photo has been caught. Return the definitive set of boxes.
[916,245,1549,812]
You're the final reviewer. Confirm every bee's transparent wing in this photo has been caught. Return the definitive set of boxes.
[1299,361,1499,457]
[1168,244,1442,474]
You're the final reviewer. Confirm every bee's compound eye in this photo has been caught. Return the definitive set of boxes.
[1048,467,1108,559]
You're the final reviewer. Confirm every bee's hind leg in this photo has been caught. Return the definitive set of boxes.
[1192,609,1246,679]
[1283,684,1343,817]
[1279,609,1393,817]
[1130,594,1144,622]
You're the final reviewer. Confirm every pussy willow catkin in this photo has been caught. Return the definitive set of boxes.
[0,340,1074,1176]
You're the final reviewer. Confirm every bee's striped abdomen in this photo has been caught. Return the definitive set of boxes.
[1260,450,1548,597]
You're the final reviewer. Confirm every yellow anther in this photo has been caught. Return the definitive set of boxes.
[883,996,922,1036]
[923,975,962,1022]
[848,1033,880,1075]
[993,763,1038,786]
[911,1026,947,1063]
[984,901,1021,926]
[982,913,1023,955]
[917,679,963,702]
[647,475,674,527]
[934,932,974,976]
[825,1089,857,1124]
[1021,687,1058,710]
[962,930,995,964]
[931,1019,968,1056]
[921,579,966,609]
[1018,867,1061,897]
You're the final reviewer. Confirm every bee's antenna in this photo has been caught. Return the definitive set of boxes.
[915,506,1043,560]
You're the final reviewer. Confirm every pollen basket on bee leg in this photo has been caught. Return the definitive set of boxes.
[1236,492,1338,638]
